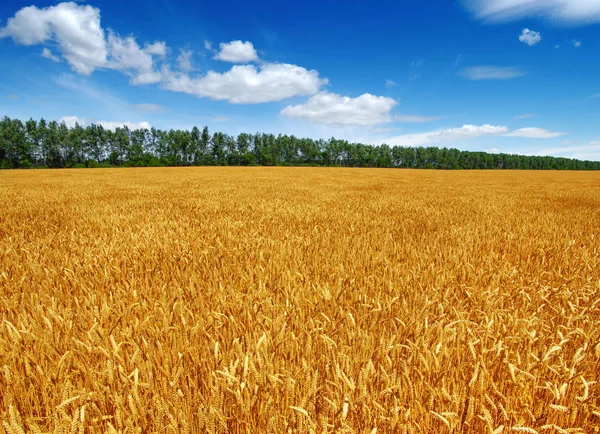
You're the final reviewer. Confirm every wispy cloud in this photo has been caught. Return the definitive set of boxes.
[6,94,19,100]
[385,79,397,88]
[504,127,567,139]
[382,124,566,147]
[458,66,526,80]
[55,74,128,109]
[462,0,600,24]
[514,113,537,120]
[41,48,60,62]
[383,124,509,147]
[371,127,401,134]
[54,74,147,121]
[176,49,194,72]
[573,40,582,48]
[211,116,231,122]
[131,103,167,113]
[535,141,600,160]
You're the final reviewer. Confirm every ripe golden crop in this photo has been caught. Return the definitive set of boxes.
[1,167,600,433]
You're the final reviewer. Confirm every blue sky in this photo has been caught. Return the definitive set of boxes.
[1,0,599,160]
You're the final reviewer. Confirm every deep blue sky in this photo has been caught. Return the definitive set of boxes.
[1,0,599,160]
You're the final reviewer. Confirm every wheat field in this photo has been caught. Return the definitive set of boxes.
[1,167,599,434]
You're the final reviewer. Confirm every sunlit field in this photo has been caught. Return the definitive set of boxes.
[1,167,600,434]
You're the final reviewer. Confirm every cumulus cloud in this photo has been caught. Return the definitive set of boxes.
[0,2,108,74]
[106,32,165,84]
[59,115,151,131]
[395,114,444,123]
[519,28,541,46]
[462,0,600,24]
[1,3,327,104]
[459,66,526,80]
[162,63,327,103]
[383,124,509,147]
[0,2,166,80]
[41,47,60,62]
[280,92,397,126]
[504,127,567,138]
[214,40,258,63]
[573,40,582,47]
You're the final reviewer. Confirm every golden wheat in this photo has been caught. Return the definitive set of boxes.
[1,167,599,433]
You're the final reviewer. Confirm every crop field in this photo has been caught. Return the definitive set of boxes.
[1,167,600,434]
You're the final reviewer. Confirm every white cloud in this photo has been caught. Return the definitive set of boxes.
[41,47,60,62]
[535,141,600,160]
[380,124,567,147]
[132,71,164,85]
[0,2,167,80]
[504,127,567,138]
[383,124,509,147]
[204,40,212,50]
[59,116,86,128]
[214,40,258,63]
[162,63,327,103]
[107,32,164,84]
[459,66,526,80]
[280,92,397,126]
[177,49,194,72]
[573,40,582,48]
[462,0,600,24]
[519,28,541,46]
[371,127,401,133]
[395,114,444,123]
[144,41,167,57]
[0,3,336,107]
[385,79,397,88]
[0,2,108,74]
[514,113,537,119]
[98,120,152,131]
[554,44,561,49]
[131,103,167,113]
[59,115,151,131]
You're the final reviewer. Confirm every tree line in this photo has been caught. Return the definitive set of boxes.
[1,116,598,170]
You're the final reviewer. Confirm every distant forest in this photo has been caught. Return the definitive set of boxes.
[1,116,599,170]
